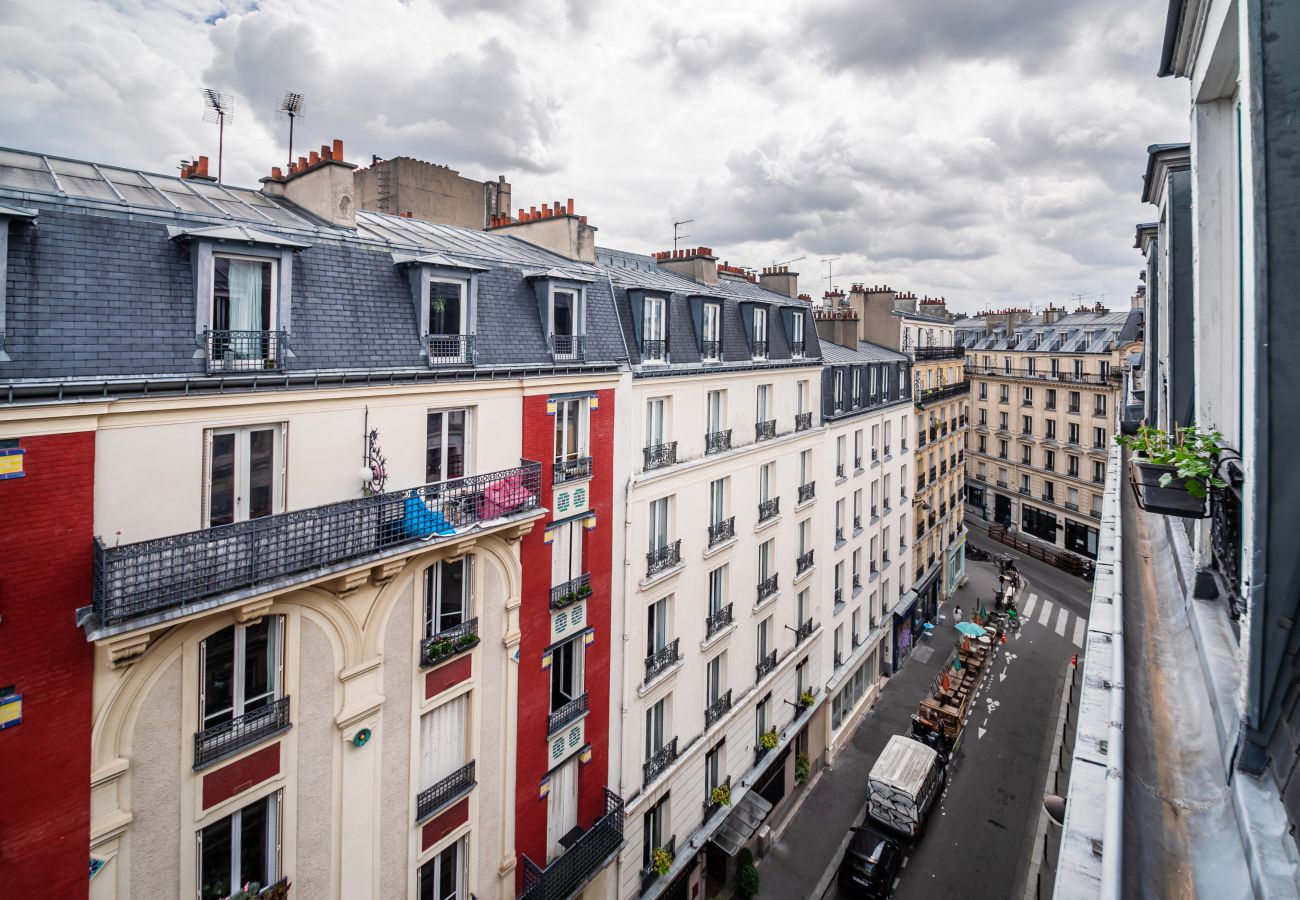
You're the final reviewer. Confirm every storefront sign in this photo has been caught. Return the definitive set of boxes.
[0,447,25,480]
[0,693,22,730]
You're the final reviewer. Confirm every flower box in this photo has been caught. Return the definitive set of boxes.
[1128,458,1209,518]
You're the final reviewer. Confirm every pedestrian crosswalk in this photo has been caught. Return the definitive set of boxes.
[1018,592,1087,647]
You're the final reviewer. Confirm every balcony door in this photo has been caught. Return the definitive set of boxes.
[428,280,466,338]
[547,757,580,862]
[706,390,724,434]
[553,398,586,466]
[425,557,471,638]
[551,636,584,711]
[206,424,283,528]
[212,254,275,341]
[199,617,283,733]
[426,409,470,484]
[648,497,670,553]
[551,521,585,591]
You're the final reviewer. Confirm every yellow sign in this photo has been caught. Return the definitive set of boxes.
[0,449,24,480]
[0,694,22,730]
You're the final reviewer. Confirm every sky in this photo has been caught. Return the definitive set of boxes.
[0,0,1188,313]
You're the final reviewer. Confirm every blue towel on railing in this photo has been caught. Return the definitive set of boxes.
[403,495,456,539]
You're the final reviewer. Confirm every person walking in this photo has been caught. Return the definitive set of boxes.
[954,605,963,622]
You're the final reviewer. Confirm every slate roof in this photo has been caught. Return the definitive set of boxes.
[955,309,1136,354]
[819,339,908,365]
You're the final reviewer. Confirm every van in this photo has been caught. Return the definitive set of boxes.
[866,734,945,837]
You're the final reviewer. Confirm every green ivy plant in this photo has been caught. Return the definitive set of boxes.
[795,752,811,785]
[652,846,674,877]
[1117,425,1228,498]
[759,728,779,750]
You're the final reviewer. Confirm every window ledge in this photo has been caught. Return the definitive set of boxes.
[752,590,781,615]
[794,497,817,513]
[701,621,737,651]
[637,659,683,698]
[852,584,864,598]
[794,565,816,586]
[703,536,738,560]
[853,527,864,538]
[639,561,686,591]
[833,601,846,617]
[854,467,865,477]
[834,539,846,550]
[835,476,848,486]
[755,514,782,534]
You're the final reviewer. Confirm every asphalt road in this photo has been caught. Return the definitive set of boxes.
[830,527,1091,900]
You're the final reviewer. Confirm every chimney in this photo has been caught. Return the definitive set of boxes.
[653,246,719,285]
[180,155,216,182]
[485,198,597,262]
[1042,304,1064,325]
[758,264,799,298]
[920,295,948,318]
[261,138,357,228]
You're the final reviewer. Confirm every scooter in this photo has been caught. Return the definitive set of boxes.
[965,544,991,562]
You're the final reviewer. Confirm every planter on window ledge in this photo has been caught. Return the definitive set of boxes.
[1118,425,1229,519]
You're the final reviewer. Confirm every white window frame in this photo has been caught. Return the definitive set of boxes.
[418,834,469,900]
[425,556,473,638]
[426,407,473,484]
[211,252,279,334]
[196,790,282,900]
[648,497,671,552]
[203,423,286,528]
[426,276,469,337]
[753,308,768,358]
[645,397,668,448]
[199,616,284,733]
[553,397,588,464]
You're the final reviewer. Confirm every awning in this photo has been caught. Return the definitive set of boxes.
[712,788,773,856]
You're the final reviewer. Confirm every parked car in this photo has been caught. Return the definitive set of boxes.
[837,824,903,898]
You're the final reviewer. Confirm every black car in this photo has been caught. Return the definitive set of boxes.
[837,824,903,898]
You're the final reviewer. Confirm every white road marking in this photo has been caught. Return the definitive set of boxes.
[894,877,902,889]
[1022,593,1039,618]
[1055,608,1069,636]
[1037,599,1053,626]
[999,670,1007,682]
[978,726,987,739]
[1073,618,1086,648]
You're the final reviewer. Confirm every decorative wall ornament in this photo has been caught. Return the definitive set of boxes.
[359,406,388,496]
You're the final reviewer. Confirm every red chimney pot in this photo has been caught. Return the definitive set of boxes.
[333,139,344,160]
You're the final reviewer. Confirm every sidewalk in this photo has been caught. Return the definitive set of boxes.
[756,556,1008,899]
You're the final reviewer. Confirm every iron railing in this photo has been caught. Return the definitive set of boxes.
[854,455,863,469]
[705,429,732,454]
[911,346,966,361]
[194,696,291,769]
[796,550,814,574]
[519,789,624,900]
[836,463,846,479]
[551,572,592,610]
[835,527,845,544]
[203,329,287,374]
[752,339,768,358]
[757,574,778,602]
[1210,460,1243,619]
[853,514,862,531]
[795,412,812,432]
[708,516,736,547]
[641,338,667,363]
[548,333,586,363]
[966,365,1118,386]
[424,333,476,367]
[644,638,681,683]
[756,420,777,441]
[646,540,682,577]
[421,618,480,667]
[756,649,778,681]
[790,339,805,357]
[643,737,679,786]
[705,689,734,730]
[798,481,816,503]
[916,382,970,405]
[643,441,678,471]
[758,498,780,521]
[706,602,734,638]
[795,617,815,645]
[416,760,476,821]
[553,456,592,484]
[834,650,844,668]
[92,461,542,629]
[547,693,590,737]
[700,339,722,361]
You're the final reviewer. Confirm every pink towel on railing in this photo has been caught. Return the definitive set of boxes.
[482,474,532,518]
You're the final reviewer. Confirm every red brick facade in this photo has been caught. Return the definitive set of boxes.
[0,431,95,898]
[515,389,615,887]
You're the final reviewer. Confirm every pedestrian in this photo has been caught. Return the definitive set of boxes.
[954,605,963,622]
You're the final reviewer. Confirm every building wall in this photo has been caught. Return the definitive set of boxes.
[353,156,506,229]
[0,429,95,899]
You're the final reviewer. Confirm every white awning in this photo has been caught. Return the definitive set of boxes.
[712,789,773,856]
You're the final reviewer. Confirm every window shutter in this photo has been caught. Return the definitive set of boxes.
[200,428,214,527]
[552,526,571,587]
[464,554,475,620]
[278,422,288,514]
[629,291,646,346]
[420,708,437,789]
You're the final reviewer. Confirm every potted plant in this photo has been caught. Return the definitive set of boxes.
[652,845,673,878]
[576,583,593,599]
[556,591,577,608]
[711,782,732,807]
[736,848,761,899]
[799,690,815,708]
[759,728,778,751]
[1117,425,1228,518]
[795,752,811,785]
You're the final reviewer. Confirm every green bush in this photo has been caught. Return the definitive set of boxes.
[795,752,811,785]
[736,849,761,899]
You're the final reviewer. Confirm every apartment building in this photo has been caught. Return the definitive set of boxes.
[956,306,1142,560]
[0,144,629,900]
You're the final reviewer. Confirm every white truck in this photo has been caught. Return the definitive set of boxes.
[867,735,946,838]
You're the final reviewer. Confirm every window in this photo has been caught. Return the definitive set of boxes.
[645,696,668,762]
[706,390,725,435]
[1046,388,1057,410]
[1022,386,1032,405]
[1044,449,1056,471]
[1046,419,1057,440]
[705,742,725,795]
[978,382,987,400]
[852,608,862,643]
[836,435,847,471]
[835,499,845,533]
[642,794,669,869]
[420,693,468,797]
[798,518,812,556]
[708,565,725,616]
[756,384,771,422]
[427,279,467,339]
[791,313,805,355]
[1051,357,1060,377]
[1068,391,1081,413]
[797,380,809,414]
[1073,359,1083,378]
[1020,474,1031,492]
[1093,461,1106,483]
[707,653,725,705]
[978,408,987,426]
[833,370,845,410]
[551,634,585,710]
[852,369,861,404]
[851,549,861,587]
[553,397,587,466]
[426,409,470,484]
[1093,426,1106,448]
[551,521,585,589]
[418,835,468,900]
[1021,445,1031,465]
[1064,518,1099,560]
[1068,423,1080,445]
[425,558,471,637]
[648,497,670,552]
[799,449,812,485]
[199,617,283,733]
[759,463,773,503]
[206,424,283,527]
[1099,360,1110,379]
[1022,505,1059,542]
[1068,486,1079,507]
[1044,481,1055,502]
[871,424,880,460]
[757,617,772,658]
[645,397,667,448]
[642,295,666,361]
[753,308,768,358]
[1003,356,1012,375]
[998,439,1008,459]
[853,489,862,523]
[1094,394,1107,416]
[756,693,772,742]
[213,254,275,334]
[758,539,774,581]
[551,289,579,337]
[1068,455,1080,478]
[834,625,843,661]
[710,478,727,526]
[647,596,670,656]
[703,303,721,359]
[197,791,281,900]
[1028,357,1037,375]
[1022,415,1032,434]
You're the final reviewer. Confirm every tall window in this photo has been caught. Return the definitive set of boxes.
[1051,357,1060,377]
[200,617,283,734]
[426,409,470,483]
[756,693,772,741]
[706,742,725,795]
[212,254,275,334]
[799,449,812,485]
[1093,460,1106,483]
[647,596,670,656]
[551,521,584,588]
[709,478,727,525]
[1068,391,1081,412]
[797,380,808,414]
[834,369,845,409]
[758,539,774,581]
[836,436,847,470]
[854,430,863,465]
[791,313,805,355]
[553,398,586,465]
[1094,393,1107,416]
[1068,455,1080,477]
[706,390,725,434]
[1068,423,1080,444]
[428,279,466,338]
[552,290,577,337]
[978,382,988,400]
[643,296,666,343]
[1046,419,1057,439]
[642,795,669,868]
[648,497,671,552]
[420,693,468,797]
[753,308,768,358]
[999,412,1009,430]
[702,302,721,359]
[551,635,585,711]
[708,566,725,616]
[756,384,771,422]
[197,791,281,900]
[707,653,725,704]
[757,617,771,658]
[1046,388,1057,410]
[1093,426,1107,448]
[418,836,468,900]
[999,385,1009,403]
[645,397,667,448]
[1022,386,1032,405]
[645,697,668,761]
[852,368,861,404]
[759,463,773,502]
[425,558,471,637]
[207,424,282,527]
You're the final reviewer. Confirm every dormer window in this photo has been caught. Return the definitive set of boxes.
[753,307,768,359]
[427,278,472,365]
[790,312,805,358]
[536,278,588,363]
[702,302,721,362]
[641,295,667,364]
[209,254,280,372]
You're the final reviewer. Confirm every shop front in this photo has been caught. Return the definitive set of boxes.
[892,593,919,670]
[945,530,967,596]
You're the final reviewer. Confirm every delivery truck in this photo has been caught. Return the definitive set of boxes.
[866,734,945,838]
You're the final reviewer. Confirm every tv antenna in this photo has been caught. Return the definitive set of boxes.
[772,255,807,268]
[821,257,842,293]
[673,218,694,252]
[279,92,306,171]
[201,89,234,184]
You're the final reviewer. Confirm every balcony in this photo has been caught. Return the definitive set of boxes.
[757,573,779,602]
[755,419,777,442]
[836,463,846,479]
[700,339,722,362]
[644,638,681,684]
[755,649,778,681]
[916,381,970,406]
[551,572,592,611]
[520,789,624,900]
[917,475,926,492]
[854,455,863,470]
[796,550,815,574]
[705,689,734,730]
[798,481,816,504]
[705,429,732,454]
[646,540,682,577]
[90,461,543,634]
[644,737,679,787]
[917,430,927,447]
[752,339,768,359]
[708,516,736,547]
[416,761,476,822]
[758,497,780,522]
[547,693,590,737]
[548,333,586,363]
[794,617,816,646]
[553,456,592,485]
[640,338,667,363]
[966,365,1117,386]
[706,602,734,639]
[193,696,291,770]
[911,346,966,361]
[1064,501,1080,511]
[1019,486,1032,496]
[203,329,287,374]
[424,333,476,367]
[884,445,892,458]
[643,441,677,471]
[996,480,1009,488]
[421,617,480,667]
[795,412,813,432]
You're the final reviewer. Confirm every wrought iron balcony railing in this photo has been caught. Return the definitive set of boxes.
[752,339,768,358]
[967,365,1119,386]
[643,441,677,471]
[911,345,966,361]
[755,649,778,681]
[644,638,681,683]
[203,329,288,374]
[551,572,592,610]
[421,617,480,667]
[835,526,844,544]
[424,333,476,367]
[838,584,847,603]
[854,456,863,470]
[92,461,542,631]
[520,789,624,900]
[640,338,667,363]
[916,382,971,406]
[547,693,590,737]
[1210,460,1244,620]
[548,333,586,363]
[853,514,862,531]
[646,540,682,577]
[798,481,816,503]
[834,650,844,668]
[705,689,734,730]
[194,696,291,770]
[706,602,734,639]
[794,617,816,646]
[553,456,592,485]
[416,760,476,822]
[756,419,777,442]
[795,411,813,432]
[837,463,846,479]
[758,497,780,521]
[644,737,679,786]
[705,429,732,454]
[796,550,814,574]
[757,573,778,602]
[790,339,805,357]
[708,517,736,547]
[700,339,722,361]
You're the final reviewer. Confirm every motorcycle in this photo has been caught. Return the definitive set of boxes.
[965,544,991,562]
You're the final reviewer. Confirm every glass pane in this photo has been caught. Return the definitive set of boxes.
[213,257,231,331]
[198,814,233,900]
[437,560,465,632]
[419,856,437,900]
[554,293,575,336]
[242,619,274,713]
[426,413,444,483]
[247,429,276,520]
[429,282,462,336]
[551,641,574,707]
[446,411,466,479]
[238,798,269,888]
[439,840,460,899]
[202,626,236,728]
[210,433,236,527]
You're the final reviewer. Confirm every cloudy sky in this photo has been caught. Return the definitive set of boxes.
[0,0,1187,312]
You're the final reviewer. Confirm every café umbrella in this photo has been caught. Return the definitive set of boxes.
[956,621,986,638]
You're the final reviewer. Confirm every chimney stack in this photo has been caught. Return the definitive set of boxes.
[485,198,597,262]
[652,246,719,285]
[758,264,799,298]
[260,137,357,228]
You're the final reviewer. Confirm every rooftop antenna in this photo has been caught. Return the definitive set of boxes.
[278,91,306,172]
[772,254,807,267]
[673,218,694,252]
[821,257,841,293]
[201,89,234,184]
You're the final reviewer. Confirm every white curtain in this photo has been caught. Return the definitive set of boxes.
[227,259,264,335]
[547,758,579,861]
[420,694,467,789]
